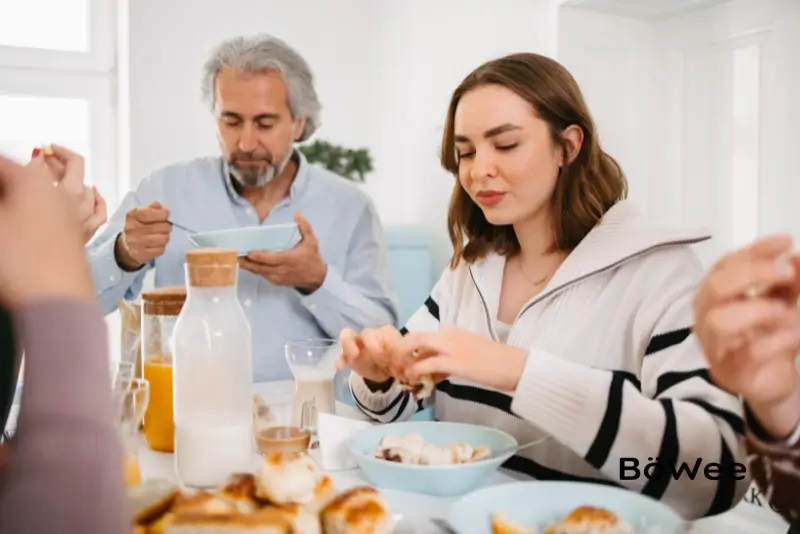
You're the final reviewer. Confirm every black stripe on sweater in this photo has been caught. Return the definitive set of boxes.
[684,398,746,435]
[645,327,692,356]
[641,399,679,500]
[351,387,407,418]
[389,392,410,423]
[437,372,642,422]
[704,434,738,517]
[585,372,628,468]
[503,455,622,487]
[424,296,440,321]
[655,369,713,397]
[435,380,516,417]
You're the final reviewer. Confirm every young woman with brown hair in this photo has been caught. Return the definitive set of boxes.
[338,53,749,520]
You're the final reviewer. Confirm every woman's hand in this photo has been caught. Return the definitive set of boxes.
[79,185,107,244]
[35,144,107,243]
[402,326,528,392]
[693,234,800,439]
[338,325,430,385]
[0,153,94,308]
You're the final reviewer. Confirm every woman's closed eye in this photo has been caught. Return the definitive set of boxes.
[457,143,518,161]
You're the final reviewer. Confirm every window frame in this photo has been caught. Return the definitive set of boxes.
[0,0,116,73]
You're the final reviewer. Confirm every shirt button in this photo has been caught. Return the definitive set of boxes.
[109,274,116,282]
[309,304,316,311]
[244,298,252,307]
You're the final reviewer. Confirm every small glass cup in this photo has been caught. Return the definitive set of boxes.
[285,338,340,434]
[114,377,149,488]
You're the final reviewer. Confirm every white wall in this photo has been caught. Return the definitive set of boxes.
[558,0,800,270]
[126,0,559,275]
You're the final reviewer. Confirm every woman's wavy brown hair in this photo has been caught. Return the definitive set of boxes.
[441,53,627,268]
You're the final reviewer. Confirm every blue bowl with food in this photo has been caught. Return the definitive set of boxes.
[347,421,518,496]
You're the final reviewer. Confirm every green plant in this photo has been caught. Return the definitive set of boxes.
[298,139,373,182]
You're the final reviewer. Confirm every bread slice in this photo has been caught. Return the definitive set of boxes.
[320,486,391,534]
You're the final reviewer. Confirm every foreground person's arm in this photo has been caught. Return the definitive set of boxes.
[0,299,129,534]
[0,152,128,534]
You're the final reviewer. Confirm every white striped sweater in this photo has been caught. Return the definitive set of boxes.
[350,200,749,520]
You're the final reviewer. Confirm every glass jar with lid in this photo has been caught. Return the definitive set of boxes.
[173,248,253,488]
[141,285,186,453]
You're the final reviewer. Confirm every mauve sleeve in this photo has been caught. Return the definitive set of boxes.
[0,299,129,534]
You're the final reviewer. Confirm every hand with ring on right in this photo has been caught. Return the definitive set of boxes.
[693,234,800,439]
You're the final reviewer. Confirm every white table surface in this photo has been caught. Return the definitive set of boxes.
[136,380,521,533]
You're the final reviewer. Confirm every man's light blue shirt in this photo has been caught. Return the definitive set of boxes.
[87,151,398,382]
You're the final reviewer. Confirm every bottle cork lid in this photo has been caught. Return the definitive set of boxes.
[185,248,239,288]
[141,286,187,316]
[141,286,187,302]
[185,248,238,266]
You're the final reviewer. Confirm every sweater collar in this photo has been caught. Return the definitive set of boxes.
[468,199,711,325]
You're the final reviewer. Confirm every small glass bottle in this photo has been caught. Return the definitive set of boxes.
[173,248,253,488]
[140,286,186,453]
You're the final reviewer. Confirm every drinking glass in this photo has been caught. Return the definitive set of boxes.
[114,377,149,488]
[285,338,340,434]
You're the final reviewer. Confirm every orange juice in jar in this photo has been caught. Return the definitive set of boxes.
[124,452,142,487]
[143,354,174,452]
[140,286,185,453]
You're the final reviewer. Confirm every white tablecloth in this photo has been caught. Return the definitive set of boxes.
[137,381,792,534]
[137,380,521,532]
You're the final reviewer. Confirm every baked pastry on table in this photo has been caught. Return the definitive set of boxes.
[129,451,385,534]
[320,487,392,534]
[490,505,634,534]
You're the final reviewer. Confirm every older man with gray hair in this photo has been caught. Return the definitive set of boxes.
[87,34,398,382]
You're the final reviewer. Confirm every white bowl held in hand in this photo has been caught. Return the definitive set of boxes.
[188,223,301,256]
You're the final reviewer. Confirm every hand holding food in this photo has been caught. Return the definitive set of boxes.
[693,234,800,438]
[0,153,93,308]
[32,144,107,243]
[337,326,437,397]
[116,201,172,269]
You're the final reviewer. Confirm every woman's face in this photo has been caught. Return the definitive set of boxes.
[454,84,562,227]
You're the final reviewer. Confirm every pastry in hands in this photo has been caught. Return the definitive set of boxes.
[42,145,55,156]
[320,487,392,534]
[400,374,435,399]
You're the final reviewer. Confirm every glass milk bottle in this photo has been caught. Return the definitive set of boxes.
[172,248,253,488]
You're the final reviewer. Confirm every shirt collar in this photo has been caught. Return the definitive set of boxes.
[221,148,311,205]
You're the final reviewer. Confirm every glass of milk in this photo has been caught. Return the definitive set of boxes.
[285,339,340,434]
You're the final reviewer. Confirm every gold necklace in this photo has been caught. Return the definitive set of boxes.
[515,259,549,286]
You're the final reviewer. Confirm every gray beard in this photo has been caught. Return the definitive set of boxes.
[230,164,278,188]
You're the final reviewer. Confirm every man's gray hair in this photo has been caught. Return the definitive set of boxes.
[201,34,322,142]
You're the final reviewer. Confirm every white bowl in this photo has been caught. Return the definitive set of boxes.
[188,223,301,256]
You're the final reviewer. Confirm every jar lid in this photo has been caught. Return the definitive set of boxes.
[141,286,186,316]
[141,286,187,303]
[185,248,238,266]
[185,248,239,288]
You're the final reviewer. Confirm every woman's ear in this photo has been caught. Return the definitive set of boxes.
[561,125,584,166]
